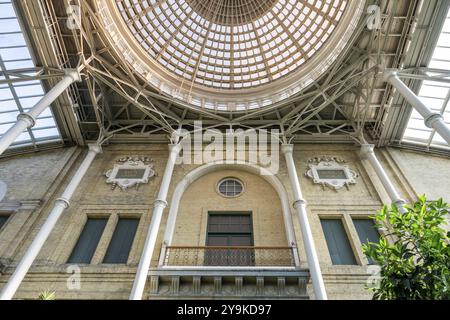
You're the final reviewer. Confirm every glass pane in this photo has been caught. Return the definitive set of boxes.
[402,7,450,149]
[321,219,357,265]
[218,179,243,197]
[353,219,380,265]
[103,218,139,264]
[68,219,107,264]
[0,215,9,229]
[0,1,61,150]
[208,214,251,233]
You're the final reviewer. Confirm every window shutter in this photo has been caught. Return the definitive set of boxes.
[68,218,107,264]
[103,218,139,264]
[320,219,357,265]
[353,219,380,264]
[0,215,9,230]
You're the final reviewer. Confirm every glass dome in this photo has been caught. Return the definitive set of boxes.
[97,0,365,111]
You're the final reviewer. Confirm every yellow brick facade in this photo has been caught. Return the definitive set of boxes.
[0,144,449,299]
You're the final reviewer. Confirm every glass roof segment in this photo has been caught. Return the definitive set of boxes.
[0,0,61,150]
[98,0,364,111]
[115,0,347,90]
[402,7,450,150]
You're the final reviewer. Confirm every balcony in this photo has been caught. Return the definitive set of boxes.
[161,246,297,267]
[148,245,308,299]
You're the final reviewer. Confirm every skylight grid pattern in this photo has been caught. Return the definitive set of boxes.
[116,0,347,89]
[402,8,450,149]
[0,0,61,150]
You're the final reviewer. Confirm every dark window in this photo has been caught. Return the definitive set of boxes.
[206,213,253,266]
[321,219,357,265]
[353,219,381,265]
[0,215,9,230]
[103,218,139,264]
[68,218,107,264]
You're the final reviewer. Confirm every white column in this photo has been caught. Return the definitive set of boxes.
[281,144,328,300]
[0,143,101,300]
[384,70,450,145]
[129,143,181,300]
[360,144,407,213]
[0,69,81,156]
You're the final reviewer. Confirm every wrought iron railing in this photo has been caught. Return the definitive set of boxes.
[162,246,296,267]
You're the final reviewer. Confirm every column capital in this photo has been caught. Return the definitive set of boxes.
[360,144,375,159]
[281,144,294,155]
[17,113,35,128]
[293,199,307,209]
[88,143,102,154]
[168,143,182,154]
[383,69,398,82]
[393,199,407,207]
[154,199,168,208]
[55,197,70,209]
[64,69,81,82]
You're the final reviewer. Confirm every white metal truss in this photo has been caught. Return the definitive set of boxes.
[6,0,446,155]
[0,1,64,152]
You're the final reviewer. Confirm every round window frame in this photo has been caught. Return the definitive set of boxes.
[216,177,245,199]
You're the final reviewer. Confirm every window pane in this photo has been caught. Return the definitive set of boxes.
[353,219,380,265]
[208,214,251,233]
[402,6,450,149]
[206,213,254,266]
[0,215,9,229]
[217,179,243,197]
[68,218,107,264]
[103,218,139,264]
[321,219,357,265]
[0,0,61,150]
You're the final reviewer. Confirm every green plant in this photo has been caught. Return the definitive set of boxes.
[363,196,450,300]
[38,290,55,300]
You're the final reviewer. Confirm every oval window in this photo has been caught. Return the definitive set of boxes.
[217,178,244,198]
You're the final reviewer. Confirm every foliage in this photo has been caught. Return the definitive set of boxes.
[38,290,55,300]
[363,196,450,300]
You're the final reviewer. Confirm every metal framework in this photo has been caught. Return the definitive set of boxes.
[162,246,296,267]
[1,0,447,155]
[0,2,62,151]
[111,0,356,108]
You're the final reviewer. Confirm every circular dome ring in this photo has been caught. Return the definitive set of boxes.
[98,0,365,111]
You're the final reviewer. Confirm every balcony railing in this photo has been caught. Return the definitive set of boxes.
[162,246,296,267]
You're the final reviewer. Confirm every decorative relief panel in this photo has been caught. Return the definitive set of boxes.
[105,156,155,190]
[305,156,358,191]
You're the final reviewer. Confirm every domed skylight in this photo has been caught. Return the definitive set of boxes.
[98,0,364,111]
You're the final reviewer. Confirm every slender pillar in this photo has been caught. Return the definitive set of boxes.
[130,143,182,300]
[0,69,81,156]
[281,144,328,300]
[384,70,450,145]
[0,143,101,300]
[360,144,407,213]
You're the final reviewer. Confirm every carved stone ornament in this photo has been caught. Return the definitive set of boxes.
[305,156,358,191]
[105,156,155,190]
